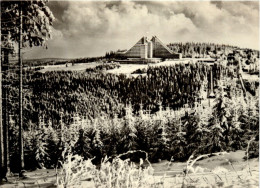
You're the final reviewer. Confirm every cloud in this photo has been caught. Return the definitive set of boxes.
[24,1,259,59]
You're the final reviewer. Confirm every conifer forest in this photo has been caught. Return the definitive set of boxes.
[1,1,259,187]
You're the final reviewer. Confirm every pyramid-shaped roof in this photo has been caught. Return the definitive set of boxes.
[122,36,180,59]
[151,36,174,57]
[124,36,148,58]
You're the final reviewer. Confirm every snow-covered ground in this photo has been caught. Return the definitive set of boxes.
[1,150,258,188]
[39,62,102,73]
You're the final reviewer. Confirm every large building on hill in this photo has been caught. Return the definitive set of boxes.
[119,36,182,60]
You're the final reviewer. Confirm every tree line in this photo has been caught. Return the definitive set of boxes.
[7,82,259,170]
[6,63,235,127]
[4,62,258,171]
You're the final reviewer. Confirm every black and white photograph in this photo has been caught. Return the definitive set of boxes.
[0,0,259,187]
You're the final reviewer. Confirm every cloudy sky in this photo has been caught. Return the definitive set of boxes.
[24,1,259,59]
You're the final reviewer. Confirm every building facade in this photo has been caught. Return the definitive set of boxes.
[121,36,182,59]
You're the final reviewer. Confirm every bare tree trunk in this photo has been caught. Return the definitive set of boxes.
[3,49,10,176]
[0,52,6,181]
[6,107,10,175]
[3,87,10,175]
[18,4,24,174]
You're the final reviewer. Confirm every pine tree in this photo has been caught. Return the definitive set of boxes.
[1,0,55,178]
